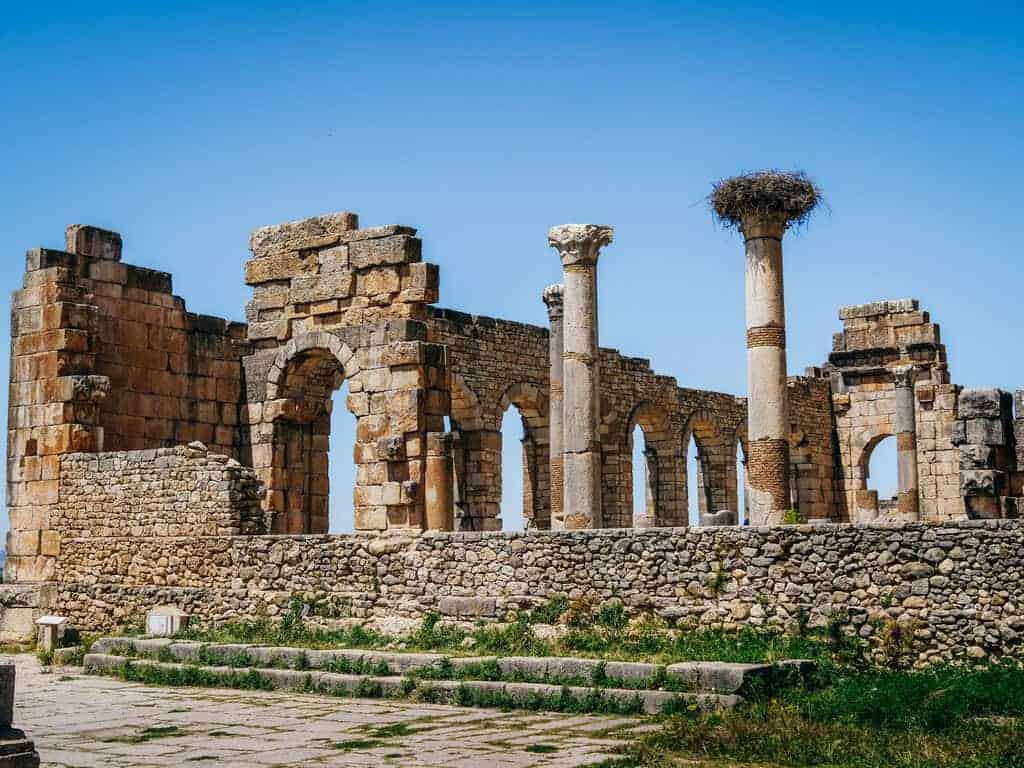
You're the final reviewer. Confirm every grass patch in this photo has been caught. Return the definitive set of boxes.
[332,738,383,750]
[177,601,854,669]
[607,663,1024,768]
[102,725,184,744]
[525,743,559,754]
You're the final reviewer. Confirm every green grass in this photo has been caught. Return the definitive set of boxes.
[175,598,853,669]
[602,663,1024,768]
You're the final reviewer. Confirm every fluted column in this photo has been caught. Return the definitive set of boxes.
[892,365,920,519]
[548,224,613,529]
[542,284,566,529]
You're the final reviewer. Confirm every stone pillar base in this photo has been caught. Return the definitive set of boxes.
[0,730,40,768]
[747,438,791,521]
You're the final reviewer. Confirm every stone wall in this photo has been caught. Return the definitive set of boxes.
[55,444,265,540]
[826,299,961,522]
[7,226,248,583]
[55,521,1024,664]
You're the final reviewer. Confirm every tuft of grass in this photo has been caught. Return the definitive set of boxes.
[609,663,1024,768]
[525,743,558,754]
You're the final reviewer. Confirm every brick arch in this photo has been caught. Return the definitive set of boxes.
[266,331,356,400]
[259,332,357,536]
[449,373,484,432]
[682,410,732,518]
[497,382,548,430]
[619,401,683,528]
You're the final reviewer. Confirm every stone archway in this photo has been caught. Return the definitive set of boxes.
[260,332,357,534]
[620,401,684,528]
[683,411,732,521]
[495,383,550,531]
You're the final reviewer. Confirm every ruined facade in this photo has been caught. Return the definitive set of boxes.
[3,206,1023,660]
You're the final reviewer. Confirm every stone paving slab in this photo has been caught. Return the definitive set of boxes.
[9,655,645,767]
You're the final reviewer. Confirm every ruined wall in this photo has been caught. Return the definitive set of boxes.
[787,376,837,521]
[427,308,550,531]
[826,299,960,522]
[55,444,265,540]
[56,521,1024,664]
[7,226,247,583]
[239,213,448,535]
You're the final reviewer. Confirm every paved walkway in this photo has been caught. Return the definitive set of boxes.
[11,656,650,767]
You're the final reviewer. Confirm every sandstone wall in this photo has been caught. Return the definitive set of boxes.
[55,444,265,540]
[56,521,1024,664]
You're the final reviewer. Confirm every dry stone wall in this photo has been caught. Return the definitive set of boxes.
[56,521,1024,664]
[56,444,265,540]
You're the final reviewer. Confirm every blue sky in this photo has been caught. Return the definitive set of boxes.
[2,2,1021,536]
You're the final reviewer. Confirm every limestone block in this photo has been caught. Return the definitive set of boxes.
[349,235,421,270]
[966,419,1005,446]
[960,469,1003,497]
[249,211,359,257]
[958,389,1007,419]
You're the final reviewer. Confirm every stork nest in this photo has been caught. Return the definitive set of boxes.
[709,170,821,230]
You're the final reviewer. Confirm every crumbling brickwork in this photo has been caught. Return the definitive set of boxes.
[55,521,1024,664]
[5,206,1021,649]
[826,299,960,522]
[56,443,265,540]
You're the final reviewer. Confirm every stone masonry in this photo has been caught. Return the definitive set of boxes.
[4,187,1024,656]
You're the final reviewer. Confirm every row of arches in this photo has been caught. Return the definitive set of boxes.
[263,335,752,533]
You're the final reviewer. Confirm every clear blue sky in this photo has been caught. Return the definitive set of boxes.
[2,2,1021,536]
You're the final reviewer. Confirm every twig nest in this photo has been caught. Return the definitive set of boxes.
[710,170,821,231]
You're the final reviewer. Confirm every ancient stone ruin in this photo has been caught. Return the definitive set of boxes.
[2,172,1022,662]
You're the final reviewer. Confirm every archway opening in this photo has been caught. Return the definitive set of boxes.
[500,406,527,532]
[267,347,349,535]
[687,434,704,526]
[631,423,656,526]
[328,380,355,533]
[867,434,899,514]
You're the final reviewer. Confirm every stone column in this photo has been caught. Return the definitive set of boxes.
[424,432,454,531]
[742,214,791,523]
[548,224,613,529]
[542,284,566,529]
[892,365,920,519]
[710,171,820,525]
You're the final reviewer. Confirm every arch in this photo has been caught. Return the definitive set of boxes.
[682,410,732,521]
[259,332,357,536]
[493,382,550,531]
[449,373,484,432]
[497,382,548,431]
[622,401,677,528]
[851,428,897,520]
[266,332,356,401]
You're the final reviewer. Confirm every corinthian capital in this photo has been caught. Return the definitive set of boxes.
[548,224,613,268]
[542,283,564,319]
[892,364,917,389]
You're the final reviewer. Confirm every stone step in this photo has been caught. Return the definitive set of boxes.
[82,653,740,715]
[87,637,813,696]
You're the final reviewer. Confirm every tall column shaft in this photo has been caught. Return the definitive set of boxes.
[543,285,566,529]
[893,366,920,519]
[548,224,613,529]
[743,216,791,522]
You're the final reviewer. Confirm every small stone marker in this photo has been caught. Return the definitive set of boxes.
[146,605,190,637]
[34,616,67,653]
